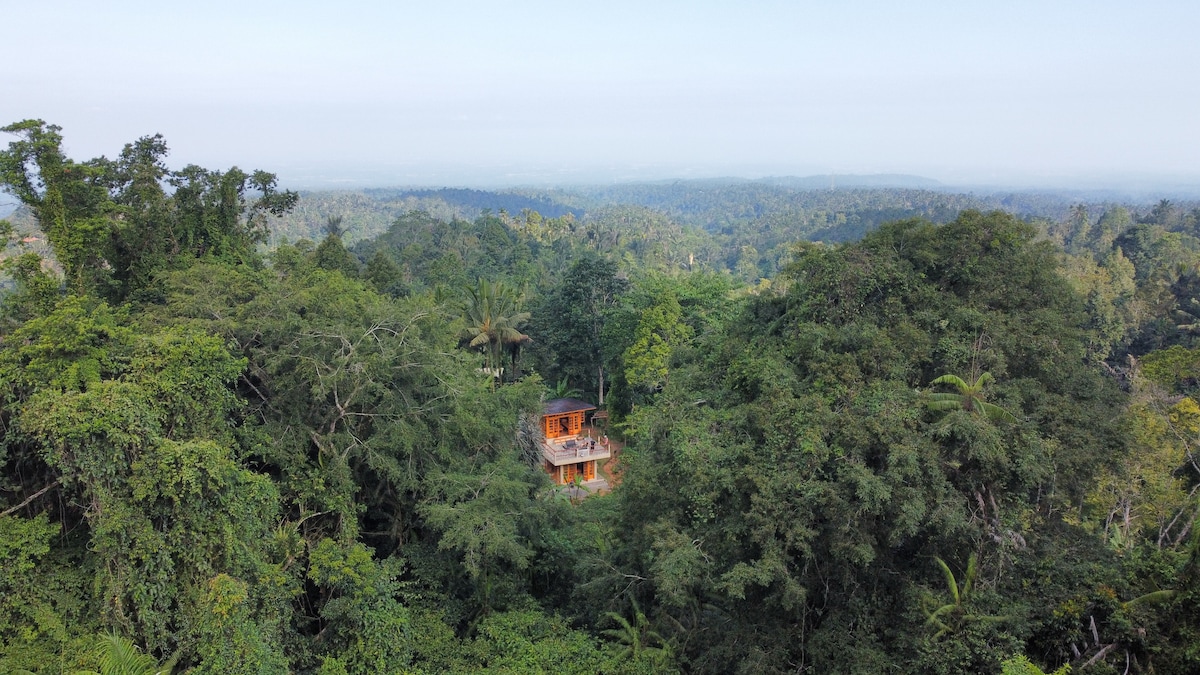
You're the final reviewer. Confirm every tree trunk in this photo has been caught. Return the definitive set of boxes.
[598,365,606,406]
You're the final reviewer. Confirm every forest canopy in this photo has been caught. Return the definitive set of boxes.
[1,122,1198,674]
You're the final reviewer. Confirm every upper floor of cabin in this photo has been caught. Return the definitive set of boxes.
[541,398,609,468]
[542,397,596,440]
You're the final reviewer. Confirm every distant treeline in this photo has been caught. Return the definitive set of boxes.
[365,187,583,220]
[274,179,1199,252]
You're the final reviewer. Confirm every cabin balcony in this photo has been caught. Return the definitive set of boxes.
[541,436,611,467]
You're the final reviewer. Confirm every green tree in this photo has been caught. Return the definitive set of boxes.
[363,249,405,297]
[0,120,113,293]
[622,292,691,392]
[146,258,550,642]
[549,376,583,400]
[0,120,297,299]
[460,277,531,384]
[1,251,64,323]
[927,372,1016,422]
[531,252,628,404]
[1,299,286,663]
[601,600,674,670]
[313,216,360,278]
[606,211,1125,672]
[0,512,82,673]
[304,540,415,674]
[921,554,1008,639]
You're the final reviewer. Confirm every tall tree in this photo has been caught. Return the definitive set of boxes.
[532,252,628,404]
[460,278,531,385]
[0,120,113,293]
[313,216,360,278]
[622,291,691,392]
[0,120,297,299]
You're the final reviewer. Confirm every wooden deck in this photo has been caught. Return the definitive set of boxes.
[541,436,612,467]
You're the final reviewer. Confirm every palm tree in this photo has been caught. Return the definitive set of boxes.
[602,599,673,668]
[927,372,1016,422]
[922,554,1008,640]
[322,214,346,238]
[568,472,592,506]
[460,278,530,385]
[550,376,584,400]
[73,632,170,675]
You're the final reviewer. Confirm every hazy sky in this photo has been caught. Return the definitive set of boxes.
[4,1,1199,188]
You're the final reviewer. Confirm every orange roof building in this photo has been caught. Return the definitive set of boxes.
[540,398,609,486]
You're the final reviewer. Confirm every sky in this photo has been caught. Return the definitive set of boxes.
[3,0,1199,189]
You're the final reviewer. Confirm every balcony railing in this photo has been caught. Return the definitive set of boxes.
[542,437,611,466]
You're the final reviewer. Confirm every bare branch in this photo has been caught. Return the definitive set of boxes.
[1,479,62,517]
[1081,643,1117,669]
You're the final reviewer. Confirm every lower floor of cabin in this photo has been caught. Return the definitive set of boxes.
[544,459,597,485]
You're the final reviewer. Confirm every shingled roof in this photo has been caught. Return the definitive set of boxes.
[543,398,597,415]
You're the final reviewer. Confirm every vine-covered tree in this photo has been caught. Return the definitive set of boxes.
[0,119,297,300]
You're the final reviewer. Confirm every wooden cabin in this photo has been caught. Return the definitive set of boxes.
[541,398,610,485]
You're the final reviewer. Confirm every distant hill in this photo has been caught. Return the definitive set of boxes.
[760,174,942,189]
[268,188,583,245]
[532,180,989,243]
[266,179,1115,250]
[363,188,581,220]
[16,174,1174,257]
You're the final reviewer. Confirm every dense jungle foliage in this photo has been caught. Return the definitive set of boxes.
[2,121,1199,674]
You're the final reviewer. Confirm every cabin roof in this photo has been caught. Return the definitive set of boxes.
[543,398,597,415]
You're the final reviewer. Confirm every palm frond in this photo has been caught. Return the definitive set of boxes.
[931,374,970,390]
[961,553,978,599]
[963,613,1011,624]
[924,603,957,626]
[928,395,966,412]
[979,401,1017,423]
[92,631,163,675]
[934,557,960,604]
[1123,589,1177,609]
